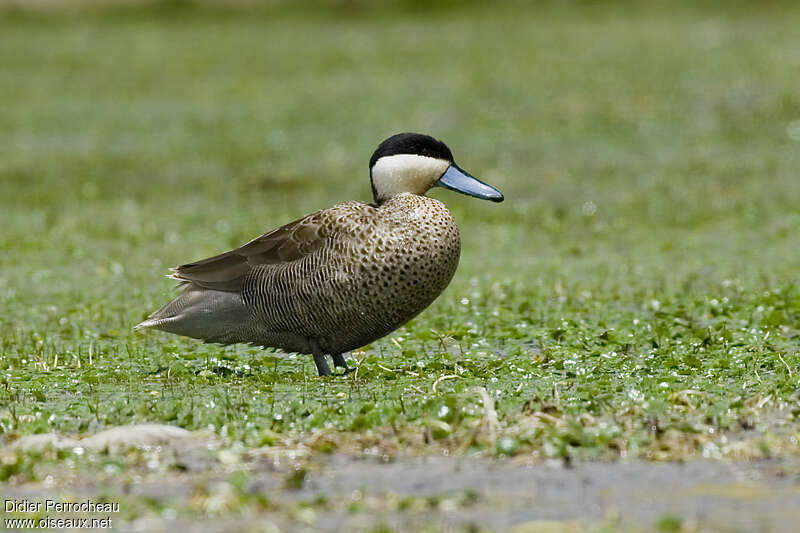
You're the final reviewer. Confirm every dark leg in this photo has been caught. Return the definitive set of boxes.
[332,353,354,373]
[310,340,331,376]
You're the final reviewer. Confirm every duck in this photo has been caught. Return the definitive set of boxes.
[135,132,504,376]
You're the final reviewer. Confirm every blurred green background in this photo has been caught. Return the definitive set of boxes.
[1,0,799,461]
[3,0,799,314]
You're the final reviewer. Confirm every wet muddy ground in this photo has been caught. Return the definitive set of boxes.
[6,454,800,532]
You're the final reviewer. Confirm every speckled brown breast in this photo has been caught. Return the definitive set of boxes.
[239,193,460,355]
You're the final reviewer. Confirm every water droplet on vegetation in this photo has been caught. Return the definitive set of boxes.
[628,389,644,402]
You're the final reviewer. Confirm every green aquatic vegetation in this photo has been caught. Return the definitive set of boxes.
[1,1,799,469]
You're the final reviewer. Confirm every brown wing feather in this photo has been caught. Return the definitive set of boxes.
[171,211,325,292]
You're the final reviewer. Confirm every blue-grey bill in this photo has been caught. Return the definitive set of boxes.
[436,164,504,203]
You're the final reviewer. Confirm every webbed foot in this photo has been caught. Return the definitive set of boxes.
[332,353,355,374]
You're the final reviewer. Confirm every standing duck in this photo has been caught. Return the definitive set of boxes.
[136,132,504,375]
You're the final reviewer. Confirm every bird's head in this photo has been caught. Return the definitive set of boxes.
[369,132,504,205]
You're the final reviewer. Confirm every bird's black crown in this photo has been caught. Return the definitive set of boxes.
[369,133,454,169]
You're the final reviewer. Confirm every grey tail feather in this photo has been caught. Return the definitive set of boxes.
[135,283,250,343]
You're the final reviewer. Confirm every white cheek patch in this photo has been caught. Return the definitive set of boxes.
[371,154,450,200]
